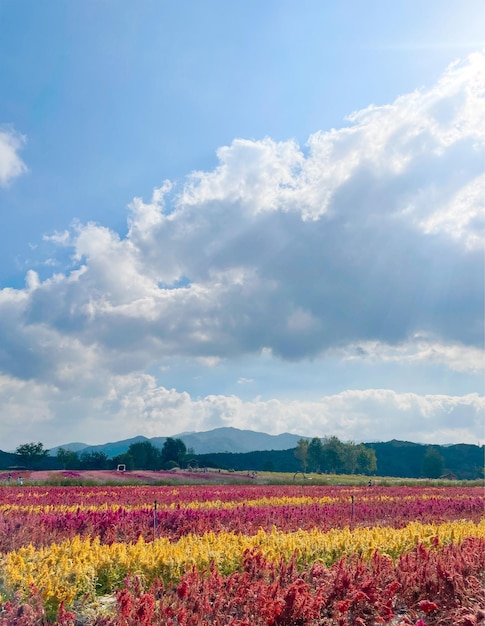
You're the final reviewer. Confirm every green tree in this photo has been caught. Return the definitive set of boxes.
[79,451,109,470]
[341,442,358,474]
[294,438,310,473]
[161,438,186,468]
[355,444,377,475]
[422,446,444,478]
[307,437,323,472]
[112,452,134,471]
[15,442,49,469]
[321,436,345,473]
[128,441,161,470]
[56,447,80,470]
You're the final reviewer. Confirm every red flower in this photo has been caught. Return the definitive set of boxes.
[336,599,351,613]
[418,599,439,613]
[177,579,190,599]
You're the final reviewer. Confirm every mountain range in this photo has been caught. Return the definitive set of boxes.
[49,427,306,457]
[2,428,482,479]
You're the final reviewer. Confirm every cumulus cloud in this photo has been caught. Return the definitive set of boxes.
[0,371,482,450]
[8,52,483,369]
[0,126,27,186]
[0,53,483,447]
[339,337,484,372]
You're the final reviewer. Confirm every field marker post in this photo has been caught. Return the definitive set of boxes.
[351,495,355,529]
[153,500,158,541]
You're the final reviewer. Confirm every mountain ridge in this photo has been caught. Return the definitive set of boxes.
[48,427,307,457]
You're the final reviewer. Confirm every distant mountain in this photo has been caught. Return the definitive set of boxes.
[179,427,305,454]
[0,449,20,469]
[50,435,151,458]
[48,442,91,454]
[49,428,306,457]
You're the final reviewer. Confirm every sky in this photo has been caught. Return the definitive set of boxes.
[0,1,484,451]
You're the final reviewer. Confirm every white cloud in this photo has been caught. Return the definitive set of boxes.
[180,138,304,215]
[0,376,55,450]
[0,126,27,186]
[419,173,485,250]
[0,53,483,449]
[43,230,71,246]
[0,372,482,450]
[315,389,484,445]
[339,337,484,372]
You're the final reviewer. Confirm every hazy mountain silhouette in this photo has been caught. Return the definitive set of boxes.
[48,427,306,457]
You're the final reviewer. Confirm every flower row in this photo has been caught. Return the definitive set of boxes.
[1,519,483,611]
[0,492,483,554]
[1,484,481,508]
[1,537,484,625]
[1,492,481,514]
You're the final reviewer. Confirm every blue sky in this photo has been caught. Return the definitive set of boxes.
[0,1,484,450]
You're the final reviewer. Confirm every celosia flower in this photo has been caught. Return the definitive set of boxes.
[418,599,439,613]
[177,579,189,599]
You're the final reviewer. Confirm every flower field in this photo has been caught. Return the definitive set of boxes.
[0,484,483,625]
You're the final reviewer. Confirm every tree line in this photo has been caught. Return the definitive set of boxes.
[183,440,484,479]
[10,439,189,471]
[2,437,483,479]
[294,436,377,475]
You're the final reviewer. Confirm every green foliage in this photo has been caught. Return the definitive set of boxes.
[421,446,445,478]
[195,449,300,473]
[439,443,485,480]
[356,443,377,474]
[304,437,378,475]
[161,438,186,468]
[165,460,180,470]
[79,450,109,470]
[366,440,425,478]
[364,440,484,479]
[0,449,20,470]
[2,436,483,480]
[321,436,346,473]
[294,438,310,472]
[127,442,161,470]
[15,442,49,469]
[307,437,323,472]
[56,447,80,470]
[112,452,135,471]
[195,439,378,477]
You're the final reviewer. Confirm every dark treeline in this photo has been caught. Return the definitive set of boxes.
[195,441,484,479]
[365,440,484,480]
[0,438,483,479]
[194,449,302,474]
[197,437,378,476]
[194,439,484,480]
[0,438,188,473]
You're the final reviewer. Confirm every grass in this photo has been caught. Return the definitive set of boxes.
[9,468,484,487]
[258,471,484,487]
